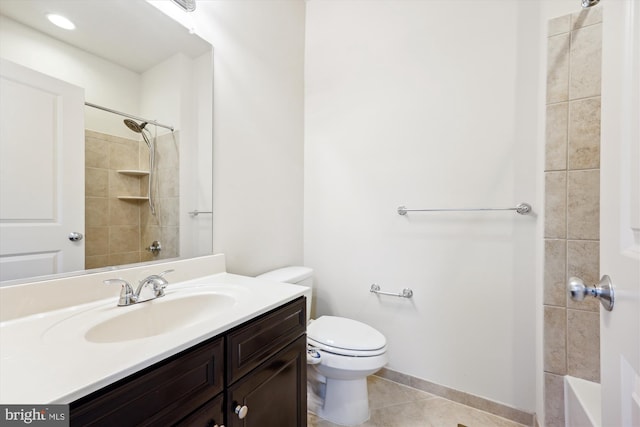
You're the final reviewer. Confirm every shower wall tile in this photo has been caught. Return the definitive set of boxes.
[109,170,140,198]
[569,24,602,100]
[567,309,600,382]
[545,103,568,171]
[568,97,600,170]
[109,140,139,170]
[108,251,140,267]
[544,373,565,427]
[158,198,180,227]
[544,239,566,307]
[545,9,601,425]
[85,227,109,257]
[161,226,179,258]
[156,133,179,170]
[571,6,602,30]
[138,144,150,170]
[548,15,570,37]
[544,172,567,238]
[85,255,108,270]
[567,240,600,312]
[85,197,109,227]
[139,175,150,199]
[158,172,179,198]
[86,137,109,169]
[141,204,160,227]
[85,168,108,197]
[567,170,599,240]
[85,130,180,270]
[109,225,140,253]
[547,33,570,104]
[109,198,140,226]
[544,306,567,375]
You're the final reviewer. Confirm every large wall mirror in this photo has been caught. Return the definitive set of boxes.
[0,0,213,284]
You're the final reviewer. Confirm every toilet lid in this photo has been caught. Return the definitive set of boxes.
[307,316,386,352]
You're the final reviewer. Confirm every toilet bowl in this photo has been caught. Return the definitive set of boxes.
[307,315,388,425]
[256,267,388,426]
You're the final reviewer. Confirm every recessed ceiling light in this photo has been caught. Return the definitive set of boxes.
[46,14,76,30]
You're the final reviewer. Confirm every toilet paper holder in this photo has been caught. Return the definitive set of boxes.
[370,284,413,298]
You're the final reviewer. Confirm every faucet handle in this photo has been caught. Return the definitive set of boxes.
[104,278,135,306]
[147,269,174,297]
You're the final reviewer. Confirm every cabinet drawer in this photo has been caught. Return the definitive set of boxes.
[70,337,224,427]
[226,297,305,384]
[174,393,224,427]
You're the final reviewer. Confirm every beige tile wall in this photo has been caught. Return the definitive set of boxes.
[85,130,179,269]
[543,6,602,427]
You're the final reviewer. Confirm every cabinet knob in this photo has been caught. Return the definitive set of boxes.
[234,405,249,419]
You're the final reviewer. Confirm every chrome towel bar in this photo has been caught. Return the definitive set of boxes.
[188,210,213,216]
[397,202,532,216]
[370,284,413,298]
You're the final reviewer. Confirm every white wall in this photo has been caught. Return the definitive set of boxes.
[305,0,539,411]
[0,16,140,138]
[190,1,306,276]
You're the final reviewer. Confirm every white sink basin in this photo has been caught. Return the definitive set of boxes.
[85,293,235,343]
[42,286,242,344]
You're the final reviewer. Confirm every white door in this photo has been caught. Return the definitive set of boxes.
[600,1,640,425]
[0,59,85,282]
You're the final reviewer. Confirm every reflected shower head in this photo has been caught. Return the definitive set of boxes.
[123,119,148,134]
[581,0,600,8]
[123,119,152,150]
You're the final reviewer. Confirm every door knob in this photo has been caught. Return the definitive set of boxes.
[68,231,83,241]
[568,275,615,311]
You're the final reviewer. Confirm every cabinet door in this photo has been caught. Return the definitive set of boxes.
[70,337,224,427]
[226,335,307,427]
[174,393,224,427]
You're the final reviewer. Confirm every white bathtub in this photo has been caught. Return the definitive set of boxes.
[564,376,601,427]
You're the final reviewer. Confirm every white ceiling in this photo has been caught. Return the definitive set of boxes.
[0,0,211,73]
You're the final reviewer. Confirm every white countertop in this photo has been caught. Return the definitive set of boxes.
[0,270,306,404]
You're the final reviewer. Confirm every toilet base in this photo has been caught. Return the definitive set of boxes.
[317,376,370,426]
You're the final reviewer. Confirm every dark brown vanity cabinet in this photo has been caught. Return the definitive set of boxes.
[70,297,306,427]
[225,297,307,427]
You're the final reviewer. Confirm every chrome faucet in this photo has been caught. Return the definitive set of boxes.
[104,270,174,306]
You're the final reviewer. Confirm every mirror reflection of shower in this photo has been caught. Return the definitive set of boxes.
[123,119,156,216]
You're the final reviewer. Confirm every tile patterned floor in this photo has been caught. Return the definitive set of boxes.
[307,376,528,427]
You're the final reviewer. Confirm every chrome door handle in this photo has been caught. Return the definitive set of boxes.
[68,231,83,241]
[568,275,615,311]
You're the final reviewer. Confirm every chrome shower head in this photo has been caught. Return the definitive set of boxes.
[582,0,600,8]
[123,119,148,134]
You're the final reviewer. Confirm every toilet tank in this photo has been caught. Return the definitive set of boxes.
[256,266,314,321]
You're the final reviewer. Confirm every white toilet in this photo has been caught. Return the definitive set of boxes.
[256,267,388,426]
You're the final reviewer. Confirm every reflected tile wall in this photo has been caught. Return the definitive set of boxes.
[141,131,180,261]
[85,130,180,268]
[543,6,601,427]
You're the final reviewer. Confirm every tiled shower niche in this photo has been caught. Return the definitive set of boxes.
[85,129,180,269]
[543,6,602,427]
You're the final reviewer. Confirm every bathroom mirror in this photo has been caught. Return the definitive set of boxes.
[0,0,213,284]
